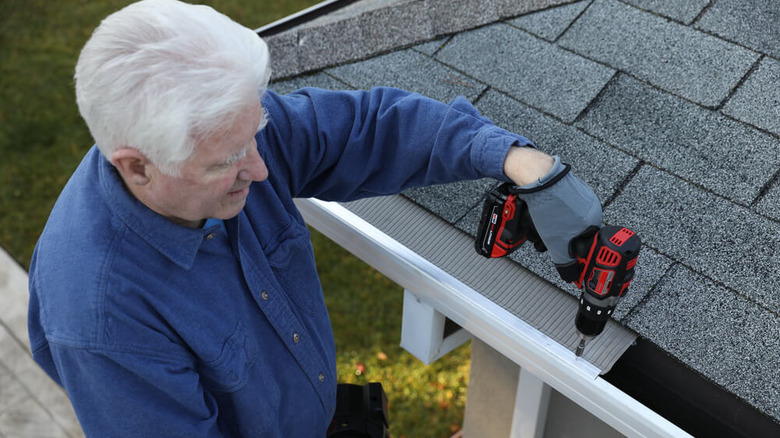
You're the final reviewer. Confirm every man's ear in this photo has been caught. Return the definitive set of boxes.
[111,148,152,186]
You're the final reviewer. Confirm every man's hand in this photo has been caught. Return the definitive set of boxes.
[502,146,555,186]
[504,148,603,267]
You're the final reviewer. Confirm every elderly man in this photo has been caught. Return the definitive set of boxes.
[28,0,601,436]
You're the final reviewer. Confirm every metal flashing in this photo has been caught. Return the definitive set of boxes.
[255,0,360,37]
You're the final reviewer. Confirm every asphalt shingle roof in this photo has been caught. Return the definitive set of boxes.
[559,0,759,108]
[269,0,780,425]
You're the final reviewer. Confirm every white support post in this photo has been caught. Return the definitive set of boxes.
[510,368,552,438]
[400,289,472,365]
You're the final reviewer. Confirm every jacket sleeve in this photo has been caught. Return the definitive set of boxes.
[45,344,223,438]
[259,87,533,201]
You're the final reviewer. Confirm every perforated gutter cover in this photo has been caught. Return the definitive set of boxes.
[341,195,636,373]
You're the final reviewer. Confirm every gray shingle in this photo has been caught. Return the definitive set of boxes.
[429,0,500,35]
[620,0,709,24]
[474,90,637,202]
[454,199,486,236]
[292,0,434,72]
[625,265,780,421]
[494,0,573,19]
[606,166,780,314]
[435,23,614,122]
[326,49,487,102]
[558,0,759,108]
[265,31,300,80]
[270,73,350,95]
[695,0,780,59]
[413,37,449,56]
[428,0,574,34]
[403,179,496,224]
[723,57,780,137]
[756,182,780,222]
[358,0,433,54]
[509,0,590,42]
[296,15,364,72]
[576,74,780,205]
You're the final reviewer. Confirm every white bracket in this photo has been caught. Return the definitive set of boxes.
[511,367,552,438]
[400,289,472,365]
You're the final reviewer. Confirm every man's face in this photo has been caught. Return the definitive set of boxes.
[142,103,268,228]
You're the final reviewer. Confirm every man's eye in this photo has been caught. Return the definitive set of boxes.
[210,162,233,172]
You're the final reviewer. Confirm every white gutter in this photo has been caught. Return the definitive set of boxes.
[295,197,691,438]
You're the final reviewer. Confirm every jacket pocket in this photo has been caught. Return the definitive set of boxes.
[199,322,256,392]
[199,322,281,435]
[265,223,325,316]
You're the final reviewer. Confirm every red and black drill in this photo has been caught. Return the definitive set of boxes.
[475,183,641,357]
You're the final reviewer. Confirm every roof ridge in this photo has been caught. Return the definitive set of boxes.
[264,0,572,80]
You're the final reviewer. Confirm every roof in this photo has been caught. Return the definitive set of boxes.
[265,0,780,428]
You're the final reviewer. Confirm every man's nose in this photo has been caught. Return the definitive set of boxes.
[238,146,268,182]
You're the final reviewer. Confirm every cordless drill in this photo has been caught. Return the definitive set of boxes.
[567,226,641,356]
[475,183,641,357]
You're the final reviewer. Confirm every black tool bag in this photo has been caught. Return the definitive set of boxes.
[327,383,389,438]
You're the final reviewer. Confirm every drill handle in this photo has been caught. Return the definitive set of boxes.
[576,226,641,298]
[556,226,641,297]
[554,226,600,283]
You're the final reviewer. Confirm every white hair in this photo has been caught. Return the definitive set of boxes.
[75,0,271,176]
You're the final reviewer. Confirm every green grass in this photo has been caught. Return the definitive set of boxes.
[0,1,469,436]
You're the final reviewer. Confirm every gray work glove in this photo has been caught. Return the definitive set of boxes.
[512,156,602,270]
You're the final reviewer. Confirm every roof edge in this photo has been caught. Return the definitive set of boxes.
[605,339,780,437]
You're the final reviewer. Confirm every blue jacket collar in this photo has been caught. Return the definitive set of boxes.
[96,147,206,270]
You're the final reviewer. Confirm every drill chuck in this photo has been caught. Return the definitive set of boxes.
[574,296,608,357]
[575,293,620,337]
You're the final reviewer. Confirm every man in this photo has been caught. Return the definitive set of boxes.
[28,0,602,436]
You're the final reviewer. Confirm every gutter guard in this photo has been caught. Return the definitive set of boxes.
[295,195,691,438]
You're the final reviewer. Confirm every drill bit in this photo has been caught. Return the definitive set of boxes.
[575,338,587,357]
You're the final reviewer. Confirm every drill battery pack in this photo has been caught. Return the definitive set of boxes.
[475,183,542,258]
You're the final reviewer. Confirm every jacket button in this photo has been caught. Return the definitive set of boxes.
[261,290,269,301]
[318,373,325,383]
[293,333,300,344]
[206,233,215,240]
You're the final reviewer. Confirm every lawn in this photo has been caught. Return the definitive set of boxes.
[0,1,470,436]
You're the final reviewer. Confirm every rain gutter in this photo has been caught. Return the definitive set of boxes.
[295,196,691,438]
